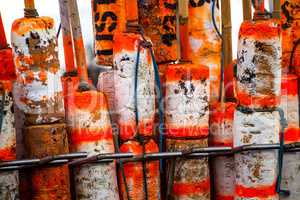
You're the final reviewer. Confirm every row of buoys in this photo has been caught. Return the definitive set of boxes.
[0,0,299,200]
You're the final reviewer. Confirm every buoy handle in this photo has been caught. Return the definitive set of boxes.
[0,14,7,49]
[68,0,89,85]
[24,0,35,9]
[58,0,75,73]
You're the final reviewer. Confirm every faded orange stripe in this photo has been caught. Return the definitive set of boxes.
[173,178,210,196]
[235,182,277,198]
[239,20,280,40]
[69,91,109,111]
[70,128,113,145]
[237,91,280,108]
[281,74,298,96]
[119,120,154,141]
[284,127,300,144]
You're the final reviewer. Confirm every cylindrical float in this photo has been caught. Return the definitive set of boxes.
[119,139,161,200]
[280,74,300,200]
[210,102,236,200]
[138,0,178,63]
[11,13,65,125]
[164,63,210,199]
[24,123,71,200]
[113,32,155,141]
[67,0,120,199]
[182,0,221,103]
[0,81,19,200]
[164,63,210,138]
[233,110,280,200]
[236,18,282,109]
[166,138,210,200]
[68,91,119,200]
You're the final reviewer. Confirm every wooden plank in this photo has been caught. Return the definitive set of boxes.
[243,0,252,21]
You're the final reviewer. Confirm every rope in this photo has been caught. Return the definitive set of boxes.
[56,23,62,39]
[24,8,39,18]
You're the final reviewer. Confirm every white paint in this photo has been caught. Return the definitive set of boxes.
[165,78,209,128]
[0,171,19,200]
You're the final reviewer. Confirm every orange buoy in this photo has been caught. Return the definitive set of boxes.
[210,102,236,200]
[280,74,300,199]
[67,0,120,199]
[11,1,65,125]
[139,0,178,63]
[113,32,155,141]
[181,0,222,103]
[164,63,210,139]
[92,0,127,66]
[281,0,300,76]
[233,109,280,200]
[0,81,19,200]
[24,123,71,200]
[236,9,281,109]
[166,138,210,200]
[119,139,160,200]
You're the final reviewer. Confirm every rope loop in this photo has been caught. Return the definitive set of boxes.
[24,8,39,18]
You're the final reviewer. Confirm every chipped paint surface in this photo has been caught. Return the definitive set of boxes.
[24,123,71,200]
[113,33,155,141]
[11,17,64,125]
[119,139,161,200]
[166,138,210,200]
[210,103,236,200]
[139,0,178,63]
[237,20,282,109]
[234,110,280,200]
[184,0,221,103]
[0,171,19,200]
[165,63,210,138]
[67,91,119,200]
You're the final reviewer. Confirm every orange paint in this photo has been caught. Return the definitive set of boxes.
[11,17,55,36]
[125,0,138,23]
[216,195,234,200]
[0,147,16,161]
[113,32,139,54]
[0,14,7,48]
[235,182,277,198]
[284,127,300,143]
[0,48,16,80]
[73,37,88,82]
[172,178,210,196]
[165,126,209,138]
[239,20,281,40]
[165,63,210,82]
[119,120,154,141]
[70,127,113,145]
[281,74,298,96]
[69,90,108,111]
[224,60,237,100]
[62,35,75,72]
[237,91,280,108]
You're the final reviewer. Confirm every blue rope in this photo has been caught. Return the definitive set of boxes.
[149,48,165,173]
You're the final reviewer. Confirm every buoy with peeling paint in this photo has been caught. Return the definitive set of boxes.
[11,0,65,125]
[210,102,236,200]
[24,123,71,200]
[66,0,120,199]
[113,32,155,141]
[119,139,161,200]
[233,110,280,200]
[236,1,282,109]
[280,74,300,200]
[139,0,178,64]
[181,0,221,103]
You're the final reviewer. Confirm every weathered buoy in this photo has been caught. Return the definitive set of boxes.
[11,1,65,125]
[233,110,280,200]
[182,0,222,103]
[280,74,300,200]
[113,32,155,141]
[24,123,71,200]
[210,102,236,200]
[164,63,210,138]
[67,0,120,199]
[0,81,19,200]
[166,138,210,200]
[164,62,210,199]
[119,139,161,200]
[236,5,281,109]
[138,0,178,64]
